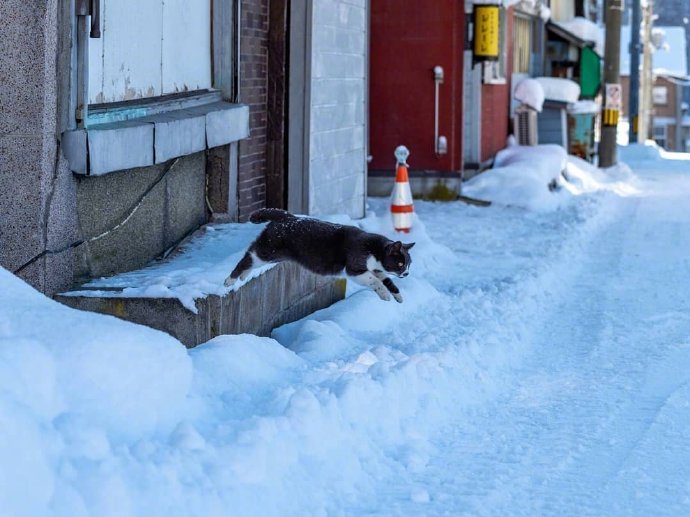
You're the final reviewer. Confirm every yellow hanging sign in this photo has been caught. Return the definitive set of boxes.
[474,5,500,60]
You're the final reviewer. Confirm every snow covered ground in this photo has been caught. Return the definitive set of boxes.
[1,144,690,516]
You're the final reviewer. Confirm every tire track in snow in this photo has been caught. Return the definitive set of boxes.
[360,173,690,516]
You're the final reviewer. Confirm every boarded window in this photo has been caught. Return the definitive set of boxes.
[88,0,212,104]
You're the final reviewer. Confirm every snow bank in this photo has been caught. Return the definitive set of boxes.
[0,161,645,515]
[619,142,690,172]
[463,139,640,211]
[463,140,568,211]
[0,210,465,516]
[0,268,192,515]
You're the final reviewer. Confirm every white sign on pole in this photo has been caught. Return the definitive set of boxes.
[605,83,622,110]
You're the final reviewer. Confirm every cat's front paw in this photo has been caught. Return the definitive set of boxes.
[392,292,403,303]
[224,276,237,288]
[375,288,391,302]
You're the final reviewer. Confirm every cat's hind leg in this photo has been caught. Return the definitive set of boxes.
[373,272,403,303]
[348,270,391,301]
[224,251,254,287]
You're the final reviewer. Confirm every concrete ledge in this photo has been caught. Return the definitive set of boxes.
[62,102,250,176]
[56,262,347,347]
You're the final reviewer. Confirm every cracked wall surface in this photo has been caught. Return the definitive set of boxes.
[0,0,77,295]
[1,1,210,294]
[73,153,207,282]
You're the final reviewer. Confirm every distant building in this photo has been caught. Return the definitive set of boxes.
[620,25,690,151]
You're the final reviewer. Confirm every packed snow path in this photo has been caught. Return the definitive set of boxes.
[3,153,690,516]
[358,172,690,515]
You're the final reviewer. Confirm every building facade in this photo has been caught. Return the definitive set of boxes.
[1,0,368,340]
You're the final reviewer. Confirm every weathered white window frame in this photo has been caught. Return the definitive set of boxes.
[62,0,249,176]
[652,86,668,106]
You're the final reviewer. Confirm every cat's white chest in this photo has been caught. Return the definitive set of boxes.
[366,255,384,272]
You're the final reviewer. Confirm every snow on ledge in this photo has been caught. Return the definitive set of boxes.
[535,77,581,104]
[62,222,270,312]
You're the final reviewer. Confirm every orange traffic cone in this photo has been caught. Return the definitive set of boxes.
[390,146,414,233]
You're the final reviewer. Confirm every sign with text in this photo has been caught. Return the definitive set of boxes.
[473,5,500,61]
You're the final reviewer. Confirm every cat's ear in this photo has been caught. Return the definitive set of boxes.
[403,242,415,250]
[390,241,403,252]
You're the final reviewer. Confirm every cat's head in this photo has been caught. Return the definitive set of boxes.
[383,241,415,278]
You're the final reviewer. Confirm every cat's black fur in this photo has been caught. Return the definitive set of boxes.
[225,208,415,302]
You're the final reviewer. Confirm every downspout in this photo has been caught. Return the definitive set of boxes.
[233,0,242,103]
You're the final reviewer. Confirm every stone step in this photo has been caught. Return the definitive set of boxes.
[55,223,346,347]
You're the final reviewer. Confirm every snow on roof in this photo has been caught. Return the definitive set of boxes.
[620,25,688,78]
[535,77,581,103]
[557,17,605,56]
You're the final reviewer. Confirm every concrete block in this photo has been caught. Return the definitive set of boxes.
[57,261,345,347]
[46,156,78,252]
[0,135,46,270]
[237,279,264,334]
[163,152,206,250]
[151,113,207,164]
[43,247,74,295]
[16,255,45,293]
[0,0,56,137]
[311,79,364,106]
[61,130,88,174]
[74,165,166,279]
[205,103,250,148]
[74,153,208,280]
[87,121,155,175]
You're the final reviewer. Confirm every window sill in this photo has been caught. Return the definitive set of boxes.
[484,77,507,85]
[62,101,249,176]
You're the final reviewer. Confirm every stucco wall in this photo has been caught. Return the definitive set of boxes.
[307,0,367,218]
[0,0,77,295]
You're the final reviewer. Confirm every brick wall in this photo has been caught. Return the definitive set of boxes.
[481,9,514,162]
[238,0,269,221]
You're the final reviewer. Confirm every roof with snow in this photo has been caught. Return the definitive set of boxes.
[554,17,605,56]
[620,25,688,78]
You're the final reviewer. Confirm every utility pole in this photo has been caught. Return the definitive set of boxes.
[628,0,642,143]
[639,0,653,142]
[675,81,683,151]
[600,0,624,168]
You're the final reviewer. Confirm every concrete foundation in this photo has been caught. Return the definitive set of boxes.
[368,171,463,200]
[57,262,346,347]
[73,153,207,282]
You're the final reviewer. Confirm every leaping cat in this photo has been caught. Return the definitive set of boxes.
[224,209,414,303]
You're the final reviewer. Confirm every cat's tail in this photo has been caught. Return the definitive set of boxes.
[249,208,296,224]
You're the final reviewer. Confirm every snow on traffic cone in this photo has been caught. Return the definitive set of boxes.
[391,145,414,233]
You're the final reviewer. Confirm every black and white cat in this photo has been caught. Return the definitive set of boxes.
[224,209,415,303]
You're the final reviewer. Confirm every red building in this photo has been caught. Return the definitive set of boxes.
[370,1,543,191]
[369,0,465,184]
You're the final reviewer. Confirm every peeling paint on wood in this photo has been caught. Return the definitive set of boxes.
[88,0,212,104]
